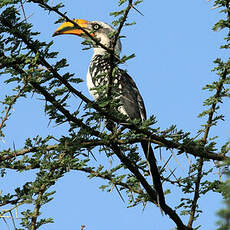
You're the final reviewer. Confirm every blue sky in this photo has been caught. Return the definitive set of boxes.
[0,0,229,229]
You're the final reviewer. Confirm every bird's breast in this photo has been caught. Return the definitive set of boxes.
[86,55,112,99]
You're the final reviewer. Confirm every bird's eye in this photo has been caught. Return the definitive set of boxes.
[93,24,100,30]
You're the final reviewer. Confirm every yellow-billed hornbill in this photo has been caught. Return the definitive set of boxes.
[53,19,165,207]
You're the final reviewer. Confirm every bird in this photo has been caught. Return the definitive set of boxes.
[53,19,165,208]
[53,19,146,121]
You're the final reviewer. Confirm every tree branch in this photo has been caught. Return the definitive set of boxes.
[31,184,46,230]
[0,122,227,163]
[0,53,104,140]
[110,142,191,230]
[187,50,229,228]
[112,0,133,50]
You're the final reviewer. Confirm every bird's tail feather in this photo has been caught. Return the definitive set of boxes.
[141,141,165,210]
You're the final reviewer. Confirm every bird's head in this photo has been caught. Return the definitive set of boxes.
[53,19,121,56]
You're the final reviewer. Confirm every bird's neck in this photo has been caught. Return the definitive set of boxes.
[92,46,121,58]
[91,36,121,58]
[92,47,108,56]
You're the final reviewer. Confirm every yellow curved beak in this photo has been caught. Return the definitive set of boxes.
[52,19,90,37]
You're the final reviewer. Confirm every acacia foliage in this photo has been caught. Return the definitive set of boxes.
[0,0,229,230]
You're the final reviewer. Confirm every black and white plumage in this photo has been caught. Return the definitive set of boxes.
[87,54,147,121]
[53,19,165,208]
[83,21,146,122]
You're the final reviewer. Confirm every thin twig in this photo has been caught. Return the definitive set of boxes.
[131,4,144,16]
[112,0,133,51]
[161,157,178,182]
[170,149,184,171]
[19,0,27,22]
[0,85,26,130]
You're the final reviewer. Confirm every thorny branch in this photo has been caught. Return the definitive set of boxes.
[30,168,58,230]
[29,81,104,139]
[188,70,229,228]
[0,141,188,199]
[31,184,46,230]
[1,137,226,164]
[112,0,133,51]
[0,53,104,139]
[187,1,230,225]
[107,0,134,99]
